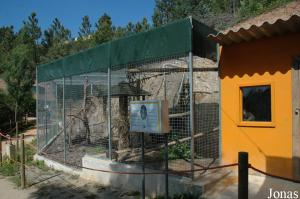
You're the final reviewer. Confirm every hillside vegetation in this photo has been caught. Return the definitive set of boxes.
[0,0,294,132]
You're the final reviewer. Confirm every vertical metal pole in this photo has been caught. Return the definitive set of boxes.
[45,84,48,145]
[188,52,195,179]
[164,134,169,199]
[91,83,93,96]
[163,63,168,197]
[163,64,167,100]
[15,121,19,156]
[63,77,66,163]
[36,67,39,153]
[141,132,145,199]
[0,135,2,166]
[69,77,72,148]
[217,44,222,159]
[20,134,26,189]
[55,84,58,140]
[108,67,112,160]
[238,152,248,199]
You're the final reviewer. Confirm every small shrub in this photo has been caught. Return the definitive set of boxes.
[33,160,49,171]
[0,158,18,176]
[164,141,191,160]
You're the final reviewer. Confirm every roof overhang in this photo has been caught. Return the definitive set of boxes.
[208,15,300,46]
[38,17,217,83]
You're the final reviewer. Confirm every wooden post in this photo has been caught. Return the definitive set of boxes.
[238,152,248,199]
[20,134,26,189]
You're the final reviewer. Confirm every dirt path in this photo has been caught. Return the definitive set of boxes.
[0,170,140,199]
[0,176,37,199]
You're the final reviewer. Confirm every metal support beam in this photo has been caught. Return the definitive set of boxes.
[141,132,145,199]
[20,134,26,189]
[45,84,48,145]
[55,84,58,143]
[188,51,195,179]
[108,67,112,160]
[164,134,169,199]
[217,44,222,159]
[36,66,39,153]
[63,77,66,163]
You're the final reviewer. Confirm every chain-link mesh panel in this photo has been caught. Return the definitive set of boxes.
[37,80,60,152]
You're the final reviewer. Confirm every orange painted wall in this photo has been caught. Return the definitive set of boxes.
[220,32,300,178]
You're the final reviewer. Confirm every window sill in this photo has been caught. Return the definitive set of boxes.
[237,121,275,128]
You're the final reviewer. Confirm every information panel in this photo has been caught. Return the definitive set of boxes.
[130,100,170,134]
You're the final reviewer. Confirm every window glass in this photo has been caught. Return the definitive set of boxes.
[241,85,271,122]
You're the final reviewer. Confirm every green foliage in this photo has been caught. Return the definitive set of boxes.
[25,143,36,164]
[41,18,72,62]
[238,0,292,20]
[94,13,114,44]
[4,43,35,121]
[152,0,293,29]
[9,175,21,187]
[162,138,191,160]
[0,26,15,72]
[0,158,18,176]
[85,146,105,155]
[0,91,14,130]
[33,160,49,172]
[134,17,150,33]
[169,142,190,160]
[78,15,93,38]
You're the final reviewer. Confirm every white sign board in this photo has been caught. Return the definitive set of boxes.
[130,100,170,134]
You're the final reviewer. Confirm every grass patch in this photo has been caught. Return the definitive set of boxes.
[85,146,105,155]
[32,160,49,172]
[9,175,21,187]
[0,158,18,176]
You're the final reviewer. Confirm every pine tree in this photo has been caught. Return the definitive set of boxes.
[79,15,92,39]
[41,18,72,62]
[0,26,15,72]
[94,13,114,44]
[4,44,35,125]
[22,12,41,65]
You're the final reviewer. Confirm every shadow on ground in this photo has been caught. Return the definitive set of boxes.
[29,181,140,199]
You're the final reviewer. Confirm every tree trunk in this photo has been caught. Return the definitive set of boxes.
[82,77,91,144]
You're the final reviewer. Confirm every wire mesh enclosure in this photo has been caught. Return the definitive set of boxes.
[36,17,220,179]
[36,54,219,176]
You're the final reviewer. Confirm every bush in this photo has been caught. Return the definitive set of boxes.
[161,139,191,160]
[0,158,18,176]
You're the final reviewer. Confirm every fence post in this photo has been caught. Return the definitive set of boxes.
[188,50,195,179]
[238,152,248,199]
[15,121,19,158]
[108,67,112,160]
[20,134,26,189]
[63,77,66,163]
[0,135,2,166]
[164,134,169,199]
[36,66,39,154]
[141,132,145,199]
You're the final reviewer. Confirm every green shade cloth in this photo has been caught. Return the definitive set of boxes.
[37,17,217,83]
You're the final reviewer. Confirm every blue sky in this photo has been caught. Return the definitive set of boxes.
[0,0,155,37]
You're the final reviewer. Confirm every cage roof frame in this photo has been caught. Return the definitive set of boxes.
[37,17,217,83]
